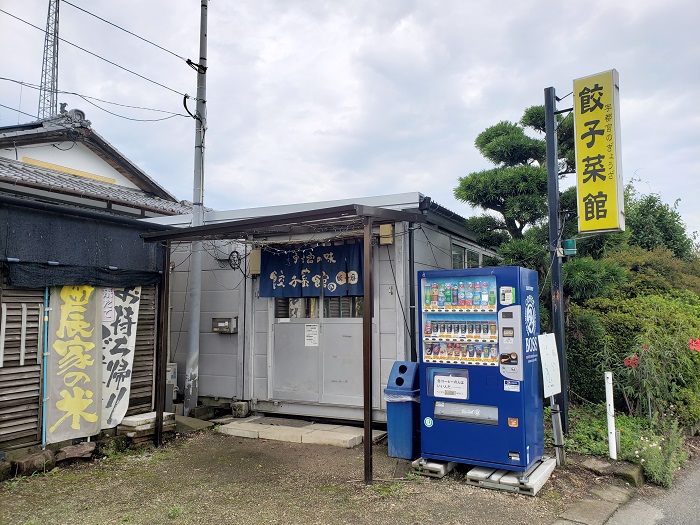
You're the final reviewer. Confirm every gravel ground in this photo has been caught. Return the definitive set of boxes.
[0,430,622,525]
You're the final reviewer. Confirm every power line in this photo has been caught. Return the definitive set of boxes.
[0,102,38,121]
[77,95,185,122]
[0,77,190,119]
[0,8,189,98]
[62,0,188,63]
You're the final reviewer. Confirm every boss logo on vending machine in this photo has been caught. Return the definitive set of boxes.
[524,294,539,356]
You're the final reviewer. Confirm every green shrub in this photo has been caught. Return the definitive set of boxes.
[566,304,607,404]
[585,294,700,419]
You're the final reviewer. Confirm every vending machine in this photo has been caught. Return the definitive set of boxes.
[418,266,543,472]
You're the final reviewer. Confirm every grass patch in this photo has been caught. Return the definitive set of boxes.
[371,481,404,498]
[168,505,183,519]
[561,404,689,487]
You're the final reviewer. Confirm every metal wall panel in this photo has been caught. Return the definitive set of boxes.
[0,283,44,450]
[126,285,156,416]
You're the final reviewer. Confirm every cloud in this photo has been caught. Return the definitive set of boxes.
[1,0,699,235]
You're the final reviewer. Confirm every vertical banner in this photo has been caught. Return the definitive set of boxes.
[101,286,141,428]
[573,69,625,233]
[46,286,101,444]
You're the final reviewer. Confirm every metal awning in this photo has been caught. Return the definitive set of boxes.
[141,203,426,242]
[143,203,426,484]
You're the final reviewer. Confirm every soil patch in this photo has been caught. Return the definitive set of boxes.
[1,431,628,525]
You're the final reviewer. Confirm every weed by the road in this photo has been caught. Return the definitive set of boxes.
[168,505,183,519]
[371,481,404,498]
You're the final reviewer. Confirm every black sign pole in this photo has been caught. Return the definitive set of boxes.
[545,87,569,433]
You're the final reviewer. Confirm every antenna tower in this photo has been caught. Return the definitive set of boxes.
[38,0,60,119]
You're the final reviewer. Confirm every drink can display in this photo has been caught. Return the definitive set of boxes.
[431,283,439,306]
[482,322,489,335]
[444,283,452,306]
[433,343,441,355]
[475,344,482,357]
[445,322,453,336]
[446,343,453,356]
[424,285,432,307]
[425,343,433,355]
[439,322,446,335]
[467,321,474,334]
[424,320,432,336]
[489,321,497,336]
[459,321,467,334]
[483,345,490,358]
[474,322,482,335]
[439,342,447,356]
[467,344,475,357]
[488,289,496,308]
[452,285,459,306]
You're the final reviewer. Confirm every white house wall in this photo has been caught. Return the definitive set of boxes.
[377,225,410,410]
[0,143,139,189]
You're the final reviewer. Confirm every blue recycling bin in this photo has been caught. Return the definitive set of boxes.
[384,361,420,460]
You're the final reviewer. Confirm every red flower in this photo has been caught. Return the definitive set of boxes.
[689,339,700,352]
[624,355,640,368]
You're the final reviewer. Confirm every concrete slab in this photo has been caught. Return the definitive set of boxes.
[121,412,175,427]
[590,485,633,504]
[560,499,619,525]
[611,462,644,487]
[307,423,344,431]
[210,416,237,425]
[257,426,315,443]
[581,457,613,475]
[175,415,214,433]
[218,424,260,439]
[223,422,276,432]
[330,426,363,436]
[302,430,363,448]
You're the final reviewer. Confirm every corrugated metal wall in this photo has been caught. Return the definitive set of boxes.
[126,285,157,416]
[0,283,44,450]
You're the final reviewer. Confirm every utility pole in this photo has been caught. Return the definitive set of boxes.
[38,0,60,119]
[184,0,208,417]
[545,87,569,433]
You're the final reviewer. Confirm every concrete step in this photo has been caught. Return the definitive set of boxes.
[217,417,387,448]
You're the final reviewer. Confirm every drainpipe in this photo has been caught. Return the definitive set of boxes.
[408,222,416,362]
[42,286,49,448]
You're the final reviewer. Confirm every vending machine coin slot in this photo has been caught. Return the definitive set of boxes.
[498,305,523,381]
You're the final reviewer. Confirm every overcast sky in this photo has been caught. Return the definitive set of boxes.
[2,1,699,235]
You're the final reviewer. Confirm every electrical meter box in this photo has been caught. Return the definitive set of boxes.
[418,266,543,472]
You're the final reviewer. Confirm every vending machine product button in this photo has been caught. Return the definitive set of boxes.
[508,418,519,427]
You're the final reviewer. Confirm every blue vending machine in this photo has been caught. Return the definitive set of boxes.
[418,266,544,472]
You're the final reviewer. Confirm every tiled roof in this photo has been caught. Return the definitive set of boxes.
[0,112,177,201]
[0,156,192,215]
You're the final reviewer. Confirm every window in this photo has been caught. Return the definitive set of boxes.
[451,245,465,269]
[274,298,318,318]
[452,244,481,269]
[274,297,361,319]
[323,297,363,318]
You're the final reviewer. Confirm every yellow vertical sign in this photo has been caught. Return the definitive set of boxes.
[574,69,625,233]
